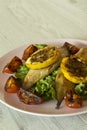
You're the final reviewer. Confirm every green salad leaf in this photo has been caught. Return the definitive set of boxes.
[15,62,59,100]
[75,83,87,99]
[30,69,60,100]
[15,64,29,82]
[35,44,47,49]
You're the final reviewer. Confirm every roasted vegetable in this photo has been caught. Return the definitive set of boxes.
[18,88,43,104]
[75,83,87,99]
[64,89,82,108]
[22,44,38,61]
[3,56,22,74]
[5,76,20,93]
[63,42,79,55]
[55,69,74,108]
[25,46,61,69]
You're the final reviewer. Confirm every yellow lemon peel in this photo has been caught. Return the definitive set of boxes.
[61,57,87,83]
[25,46,60,69]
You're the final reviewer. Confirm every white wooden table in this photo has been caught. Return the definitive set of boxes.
[0,0,87,130]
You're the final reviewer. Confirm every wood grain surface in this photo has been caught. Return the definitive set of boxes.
[0,0,87,130]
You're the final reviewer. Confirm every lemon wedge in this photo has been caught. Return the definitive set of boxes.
[61,57,87,83]
[25,46,60,69]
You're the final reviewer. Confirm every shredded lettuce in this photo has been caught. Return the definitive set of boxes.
[15,65,29,82]
[75,83,87,99]
[35,44,47,49]
[15,63,59,100]
[30,69,60,100]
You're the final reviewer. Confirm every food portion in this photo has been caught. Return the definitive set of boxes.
[64,89,82,108]
[75,83,87,99]
[4,76,20,93]
[74,47,87,63]
[23,60,60,90]
[18,88,43,104]
[22,44,38,61]
[25,46,61,69]
[3,56,23,74]
[3,42,87,109]
[55,69,75,108]
[61,56,87,83]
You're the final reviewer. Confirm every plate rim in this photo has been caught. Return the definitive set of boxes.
[0,38,87,117]
[1,100,87,117]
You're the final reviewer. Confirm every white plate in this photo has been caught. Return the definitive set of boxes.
[0,39,87,117]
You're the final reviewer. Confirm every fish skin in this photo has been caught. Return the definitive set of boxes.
[23,59,61,90]
[74,47,87,63]
[55,47,87,108]
[55,71,74,108]
[22,46,69,90]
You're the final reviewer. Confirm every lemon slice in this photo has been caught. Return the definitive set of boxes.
[25,46,60,69]
[61,57,87,83]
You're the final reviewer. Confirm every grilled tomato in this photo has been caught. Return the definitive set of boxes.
[64,89,82,108]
